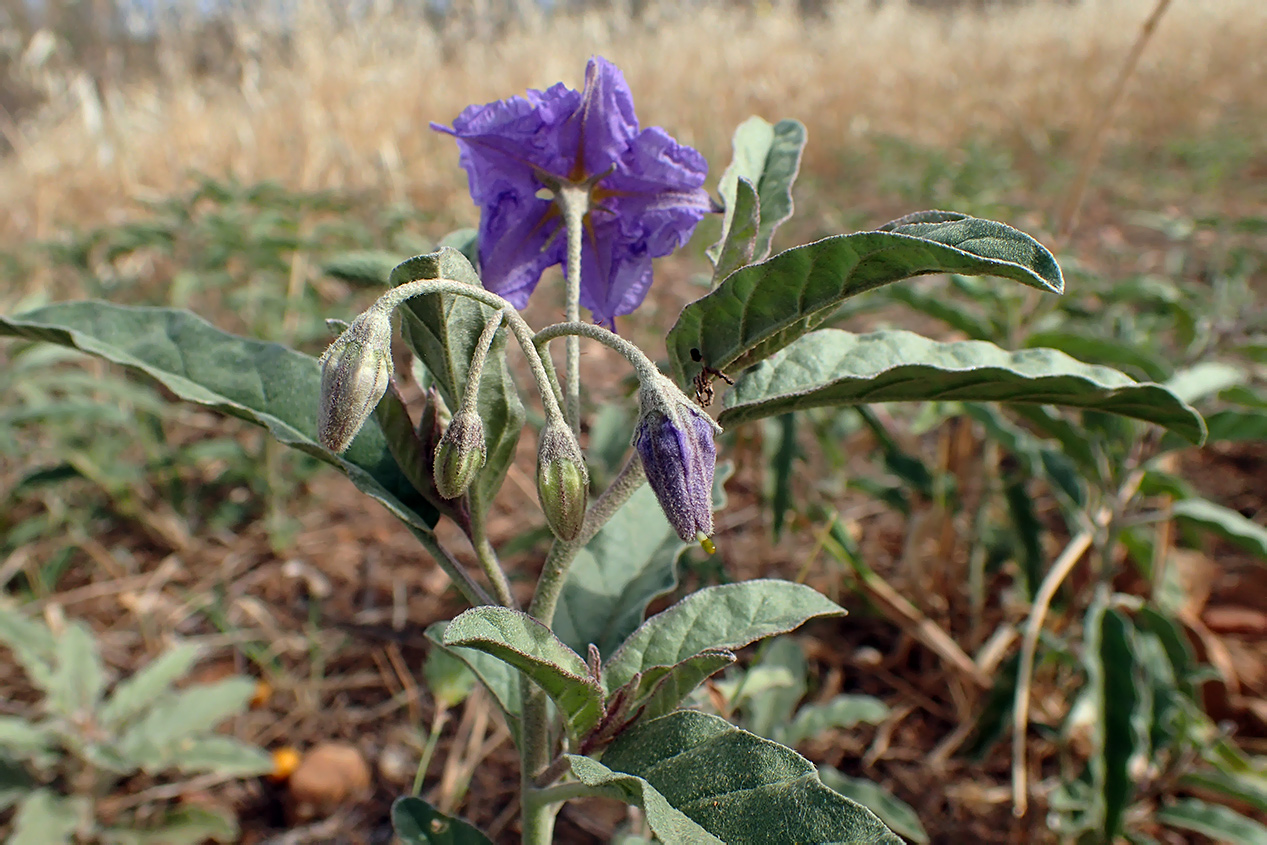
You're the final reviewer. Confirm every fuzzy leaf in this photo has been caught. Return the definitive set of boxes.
[719,329,1206,443]
[0,604,56,693]
[425,622,519,738]
[1173,498,1267,559]
[621,650,736,725]
[780,695,890,748]
[392,796,494,844]
[119,678,256,769]
[0,301,437,531]
[566,755,723,845]
[442,607,603,739]
[10,790,87,845]
[818,767,929,845]
[392,249,524,516]
[668,214,1063,387]
[599,711,901,844]
[709,116,807,270]
[171,737,272,777]
[604,580,845,692]
[46,622,105,720]
[709,177,760,284]
[100,643,203,730]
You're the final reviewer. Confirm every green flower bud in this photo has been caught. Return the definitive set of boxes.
[536,422,589,541]
[433,410,486,500]
[317,308,393,454]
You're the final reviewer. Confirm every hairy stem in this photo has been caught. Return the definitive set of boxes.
[556,186,588,434]
[534,320,664,388]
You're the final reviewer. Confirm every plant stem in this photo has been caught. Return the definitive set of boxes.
[472,526,515,608]
[528,781,597,807]
[556,186,588,435]
[534,320,664,388]
[518,691,558,844]
[404,526,493,607]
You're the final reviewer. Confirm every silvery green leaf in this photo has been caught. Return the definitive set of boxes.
[779,695,890,749]
[565,755,723,845]
[0,302,437,532]
[46,622,105,720]
[0,605,56,693]
[598,711,900,844]
[100,643,202,730]
[9,790,88,845]
[669,214,1063,388]
[172,737,272,777]
[441,607,603,740]
[119,678,256,770]
[604,581,844,693]
[709,116,807,268]
[818,766,929,844]
[718,329,1206,443]
[425,623,520,739]
[1173,498,1267,559]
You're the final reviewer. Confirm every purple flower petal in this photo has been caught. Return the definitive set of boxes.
[478,192,565,307]
[572,57,640,178]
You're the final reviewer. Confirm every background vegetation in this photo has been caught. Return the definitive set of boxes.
[1,0,1264,842]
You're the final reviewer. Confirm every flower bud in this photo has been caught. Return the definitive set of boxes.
[317,309,393,454]
[433,410,486,500]
[536,422,589,541]
[633,387,719,546]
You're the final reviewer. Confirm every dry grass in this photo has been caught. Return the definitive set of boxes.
[3,0,1265,244]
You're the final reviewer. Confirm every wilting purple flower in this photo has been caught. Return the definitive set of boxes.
[432,56,711,327]
[634,401,717,544]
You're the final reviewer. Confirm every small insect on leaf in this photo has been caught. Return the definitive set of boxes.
[690,348,734,407]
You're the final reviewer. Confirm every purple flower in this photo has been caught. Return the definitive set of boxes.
[634,403,717,543]
[432,57,711,327]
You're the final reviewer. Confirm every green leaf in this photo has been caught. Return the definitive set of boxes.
[1097,608,1140,840]
[1179,769,1267,815]
[717,329,1206,443]
[425,623,520,739]
[604,580,845,692]
[1165,362,1247,404]
[709,177,760,284]
[9,790,88,845]
[100,643,203,730]
[103,804,240,845]
[780,695,890,748]
[0,604,57,692]
[171,736,272,777]
[0,301,437,531]
[119,678,256,769]
[1022,329,1174,383]
[598,711,901,844]
[392,796,494,845]
[565,755,723,845]
[1164,409,1267,450]
[0,716,56,759]
[668,214,1063,388]
[393,249,525,516]
[46,622,105,720]
[553,463,733,658]
[1173,498,1267,559]
[0,756,34,813]
[618,650,736,726]
[818,766,929,844]
[423,643,477,710]
[441,607,603,740]
[710,118,807,268]
[1157,798,1267,845]
[744,636,806,740]
[882,283,998,341]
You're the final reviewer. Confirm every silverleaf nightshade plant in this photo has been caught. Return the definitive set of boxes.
[5,46,1125,845]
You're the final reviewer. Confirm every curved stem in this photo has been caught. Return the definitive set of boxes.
[471,522,515,609]
[556,186,588,435]
[534,321,664,388]
[461,311,504,411]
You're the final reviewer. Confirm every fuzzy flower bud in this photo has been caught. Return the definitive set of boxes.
[536,421,589,541]
[634,380,720,547]
[317,309,393,454]
[433,410,486,500]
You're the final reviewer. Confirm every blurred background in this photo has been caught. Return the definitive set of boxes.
[1,1,1265,843]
